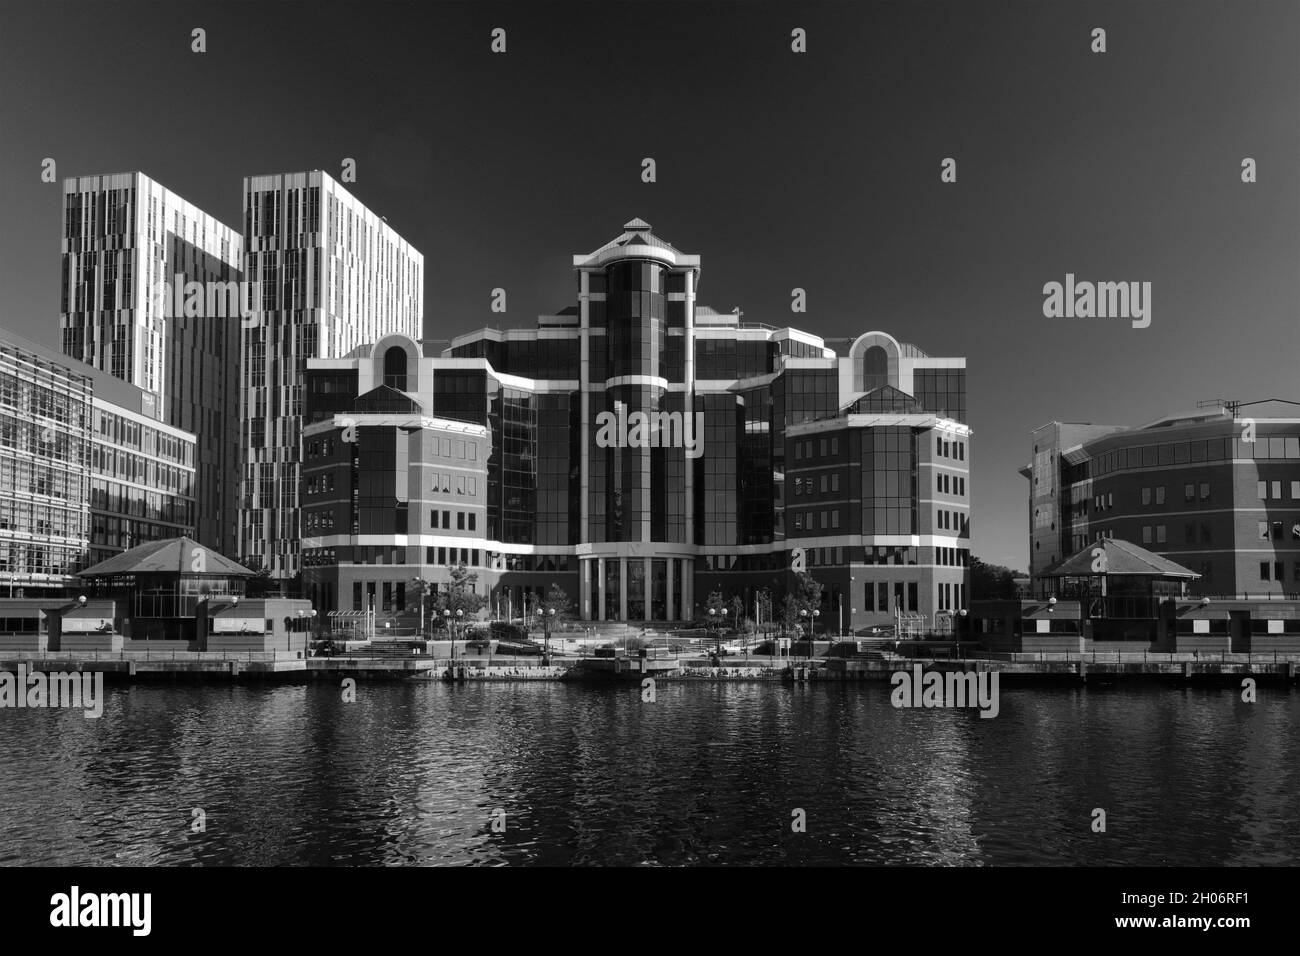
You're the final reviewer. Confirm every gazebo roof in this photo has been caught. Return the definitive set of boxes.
[79,537,254,578]
[1043,538,1200,579]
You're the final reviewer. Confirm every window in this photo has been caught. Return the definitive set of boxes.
[430,510,439,528]
[1275,561,1285,582]
[1155,486,1166,505]
[1260,562,1270,581]
[1272,481,1282,500]
[1273,521,1283,540]
[1292,480,1300,499]
[1259,521,1270,540]
[468,513,476,532]
[1259,481,1268,500]
[456,475,465,494]
[1201,483,1211,501]
[1142,525,1152,544]
[831,474,839,492]
[457,512,465,530]
[820,474,828,493]
[382,346,407,390]
[1141,487,1151,506]
[1156,525,1166,544]
[1184,484,1195,502]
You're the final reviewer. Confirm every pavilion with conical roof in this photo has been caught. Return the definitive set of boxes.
[1038,537,1199,621]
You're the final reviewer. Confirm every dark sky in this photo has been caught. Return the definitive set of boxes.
[1,1,1296,570]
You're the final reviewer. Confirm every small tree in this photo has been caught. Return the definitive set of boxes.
[430,563,487,626]
[537,583,573,649]
[729,595,746,635]
[780,593,802,639]
[755,587,773,635]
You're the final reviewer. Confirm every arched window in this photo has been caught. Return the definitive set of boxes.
[383,346,408,391]
[863,345,889,391]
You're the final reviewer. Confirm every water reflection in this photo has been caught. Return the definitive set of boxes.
[1,681,1297,866]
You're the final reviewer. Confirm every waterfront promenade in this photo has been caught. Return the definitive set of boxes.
[2,646,1299,684]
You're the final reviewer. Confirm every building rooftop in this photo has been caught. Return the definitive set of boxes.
[79,536,253,578]
[1042,538,1200,579]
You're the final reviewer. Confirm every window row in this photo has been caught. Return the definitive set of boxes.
[793,510,842,532]
[936,509,968,534]
[791,436,840,460]
[792,472,840,496]
[431,472,477,496]
[936,473,966,496]
[1257,520,1300,541]
[1259,480,1300,500]
[431,509,478,532]
[935,436,966,461]
[1259,562,1300,582]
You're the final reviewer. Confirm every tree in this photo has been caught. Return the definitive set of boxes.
[755,587,773,634]
[407,577,436,636]
[780,593,803,638]
[701,589,729,654]
[792,572,824,617]
[430,563,487,625]
[536,583,573,649]
[970,557,1021,601]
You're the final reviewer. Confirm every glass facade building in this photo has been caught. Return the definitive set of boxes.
[240,170,423,580]
[59,172,241,558]
[302,221,970,629]
[0,327,196,596]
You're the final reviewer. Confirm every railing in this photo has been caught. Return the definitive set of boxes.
[950,649,1300,665]
[0,650,306,662]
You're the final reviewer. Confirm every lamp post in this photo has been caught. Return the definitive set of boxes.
[443,608,452,660]
[413,576,425,640]
[544,607,556,661]
[455,608,463,660]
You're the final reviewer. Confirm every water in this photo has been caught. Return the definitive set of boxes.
[1,680,1297,866]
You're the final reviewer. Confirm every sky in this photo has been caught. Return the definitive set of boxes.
[0,0,1295,571]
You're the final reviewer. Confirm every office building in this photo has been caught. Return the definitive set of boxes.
[59,171,242,557]
[0,326,196,597]
[240,170,423,580]
[1026,402,1300,597]
[301,220,969,629]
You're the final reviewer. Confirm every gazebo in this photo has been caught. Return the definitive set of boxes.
[67,537,314,652]
[1038,538,1200,622]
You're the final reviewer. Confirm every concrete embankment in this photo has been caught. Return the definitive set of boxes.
[3,653,1297,685]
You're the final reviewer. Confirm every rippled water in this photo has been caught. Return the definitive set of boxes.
[1,680,1296,866]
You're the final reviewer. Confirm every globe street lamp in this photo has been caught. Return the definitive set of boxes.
[443,608,452,660]
[455,608,464,660]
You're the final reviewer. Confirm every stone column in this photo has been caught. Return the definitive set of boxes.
[597,557,606,621]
